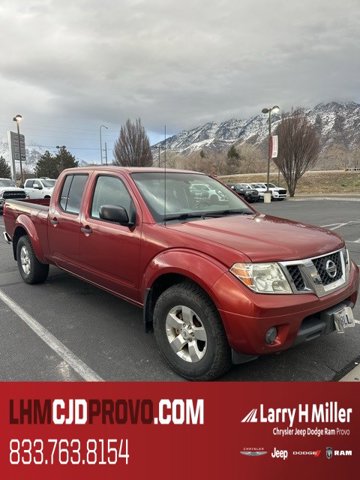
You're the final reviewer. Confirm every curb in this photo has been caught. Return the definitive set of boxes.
[289,196,360,202]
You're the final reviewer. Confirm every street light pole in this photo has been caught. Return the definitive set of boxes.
[104,142,108,165]
[13,114,24,185]
[261,105,280,202]
[99,125,108,164]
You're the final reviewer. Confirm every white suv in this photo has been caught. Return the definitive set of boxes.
[23,178,56,199]
[250,183,287,200]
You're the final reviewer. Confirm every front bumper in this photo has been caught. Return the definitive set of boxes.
[214,262,359,356]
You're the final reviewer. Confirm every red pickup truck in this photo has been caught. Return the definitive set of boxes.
[3,167,359,380]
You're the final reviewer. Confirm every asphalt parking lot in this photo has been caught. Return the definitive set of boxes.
[0,198,359,382]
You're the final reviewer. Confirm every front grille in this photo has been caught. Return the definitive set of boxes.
[278,189,287,194]
[287,265,305,290]
[312,252,343,286]
[282,248,346,297]
[2,190,26,199]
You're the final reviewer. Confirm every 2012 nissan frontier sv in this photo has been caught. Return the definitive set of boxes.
[3,167,359,380]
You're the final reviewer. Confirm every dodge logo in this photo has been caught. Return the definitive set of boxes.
[325,260,337,279]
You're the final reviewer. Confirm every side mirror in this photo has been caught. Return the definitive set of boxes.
[99,205,130,226]
[34,185,43,190]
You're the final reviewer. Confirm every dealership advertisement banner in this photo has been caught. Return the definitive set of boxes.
[271,134,278,158]
[0,382,358,479]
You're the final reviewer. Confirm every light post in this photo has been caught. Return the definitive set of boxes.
[12,114,24,185]
[99,125,108,164]
[261,105,280,203]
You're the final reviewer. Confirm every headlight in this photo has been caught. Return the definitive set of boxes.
[230,262,292,294]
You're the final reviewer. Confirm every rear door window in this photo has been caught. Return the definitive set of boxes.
[60,174,88,214]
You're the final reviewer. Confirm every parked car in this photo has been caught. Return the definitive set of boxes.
[265,183,287,200]
[0,178,27,214]
[250,182,287,200]
[230,183,260,203]
[3,167,359,380]
[23,178,56,199]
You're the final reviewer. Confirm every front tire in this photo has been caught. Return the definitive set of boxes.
[16,236,49,284]
[153,282,231,380]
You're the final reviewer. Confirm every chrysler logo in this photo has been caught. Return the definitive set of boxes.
[240,451,267,457]
[325,260,337,278]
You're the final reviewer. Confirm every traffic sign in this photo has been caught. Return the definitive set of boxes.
[10,131,26,162]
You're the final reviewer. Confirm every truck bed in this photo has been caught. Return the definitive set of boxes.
[5,198,50,212]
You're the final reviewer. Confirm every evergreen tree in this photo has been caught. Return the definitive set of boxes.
[0,156,11,178]
[35,147,78,178]
[35,151,58,178]
[226,145,240,174]
[55,146,79,172]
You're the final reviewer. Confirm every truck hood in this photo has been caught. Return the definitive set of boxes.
[168,213,344,263]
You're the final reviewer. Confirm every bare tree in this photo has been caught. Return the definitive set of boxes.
[274,109,320,196]
[114,118,153,167]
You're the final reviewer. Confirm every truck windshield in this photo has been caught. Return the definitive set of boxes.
[0,179,16,187]
[131,172,253,223]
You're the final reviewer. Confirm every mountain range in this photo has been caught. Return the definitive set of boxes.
[152,101,360,158]
[2,101,359,172]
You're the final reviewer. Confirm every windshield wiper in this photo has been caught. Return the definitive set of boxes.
[163,213,208,222]
[204,209,253,217]
[163,210,253,222]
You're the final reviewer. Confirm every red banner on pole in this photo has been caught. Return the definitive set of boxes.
[271,135,278,158]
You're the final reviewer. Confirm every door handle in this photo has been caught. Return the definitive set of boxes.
[81,225,93,235]
[50,217,58,226]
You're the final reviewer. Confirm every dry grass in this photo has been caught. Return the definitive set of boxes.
[219,170,360,195]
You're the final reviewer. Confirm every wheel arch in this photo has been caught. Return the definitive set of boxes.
[12,216,45,263]
[142,250,228,332]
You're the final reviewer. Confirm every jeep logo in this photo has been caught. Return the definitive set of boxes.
[271,447,288,460]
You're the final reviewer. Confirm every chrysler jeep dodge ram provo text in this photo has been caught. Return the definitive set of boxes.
[2,167,359,380]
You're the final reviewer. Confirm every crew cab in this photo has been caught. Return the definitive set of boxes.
[2,167,359,380]
[0,178,27,214]
[23,178,56,199]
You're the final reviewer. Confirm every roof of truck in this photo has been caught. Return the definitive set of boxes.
[61,166,204,175]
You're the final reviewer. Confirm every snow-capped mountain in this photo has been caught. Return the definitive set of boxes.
[152,101,360,156]
[0,140,46,173]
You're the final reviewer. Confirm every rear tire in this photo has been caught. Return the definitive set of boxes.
[16,236,49,284]
[153,282,232,380]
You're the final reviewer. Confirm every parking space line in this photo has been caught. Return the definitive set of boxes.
[321,220,360,231]
[339,363,360,382]
[0,289,104,382]
[321,222,349,231]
